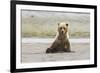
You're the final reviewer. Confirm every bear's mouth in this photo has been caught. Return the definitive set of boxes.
[61,31,64,34]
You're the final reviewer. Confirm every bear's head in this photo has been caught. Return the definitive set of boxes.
[58,22,68,35]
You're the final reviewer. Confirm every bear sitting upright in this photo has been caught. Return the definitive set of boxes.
[46,22,71,53]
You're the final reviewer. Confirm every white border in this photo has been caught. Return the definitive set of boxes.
[16,4,94,69]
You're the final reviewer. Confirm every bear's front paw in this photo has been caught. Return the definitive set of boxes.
[63,48,71,52]
[46,48,52,53]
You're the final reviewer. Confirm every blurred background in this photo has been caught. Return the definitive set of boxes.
[21,10,90,38]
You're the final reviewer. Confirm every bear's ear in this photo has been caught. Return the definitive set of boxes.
[58,23,59,26]
[66,24,68,26]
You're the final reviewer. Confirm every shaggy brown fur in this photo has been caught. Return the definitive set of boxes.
[46,22,71,53]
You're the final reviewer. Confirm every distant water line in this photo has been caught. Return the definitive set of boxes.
[22,38,90,43]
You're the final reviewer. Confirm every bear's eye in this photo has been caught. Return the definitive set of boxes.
[60,27,62,29]
[63,27,65,30]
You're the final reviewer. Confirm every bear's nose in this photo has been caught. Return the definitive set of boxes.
[61,30,64,33]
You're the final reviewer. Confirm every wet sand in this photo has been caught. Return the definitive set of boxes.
[21,38,90,63]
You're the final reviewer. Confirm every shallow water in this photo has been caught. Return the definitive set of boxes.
[21,38,90,63]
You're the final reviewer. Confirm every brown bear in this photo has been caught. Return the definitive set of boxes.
[46,22,71,53]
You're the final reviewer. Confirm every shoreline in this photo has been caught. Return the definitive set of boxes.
[22,38,90,43]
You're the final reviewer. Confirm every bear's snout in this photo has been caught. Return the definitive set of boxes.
[60,28,66,35]
[61,29,65,33]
